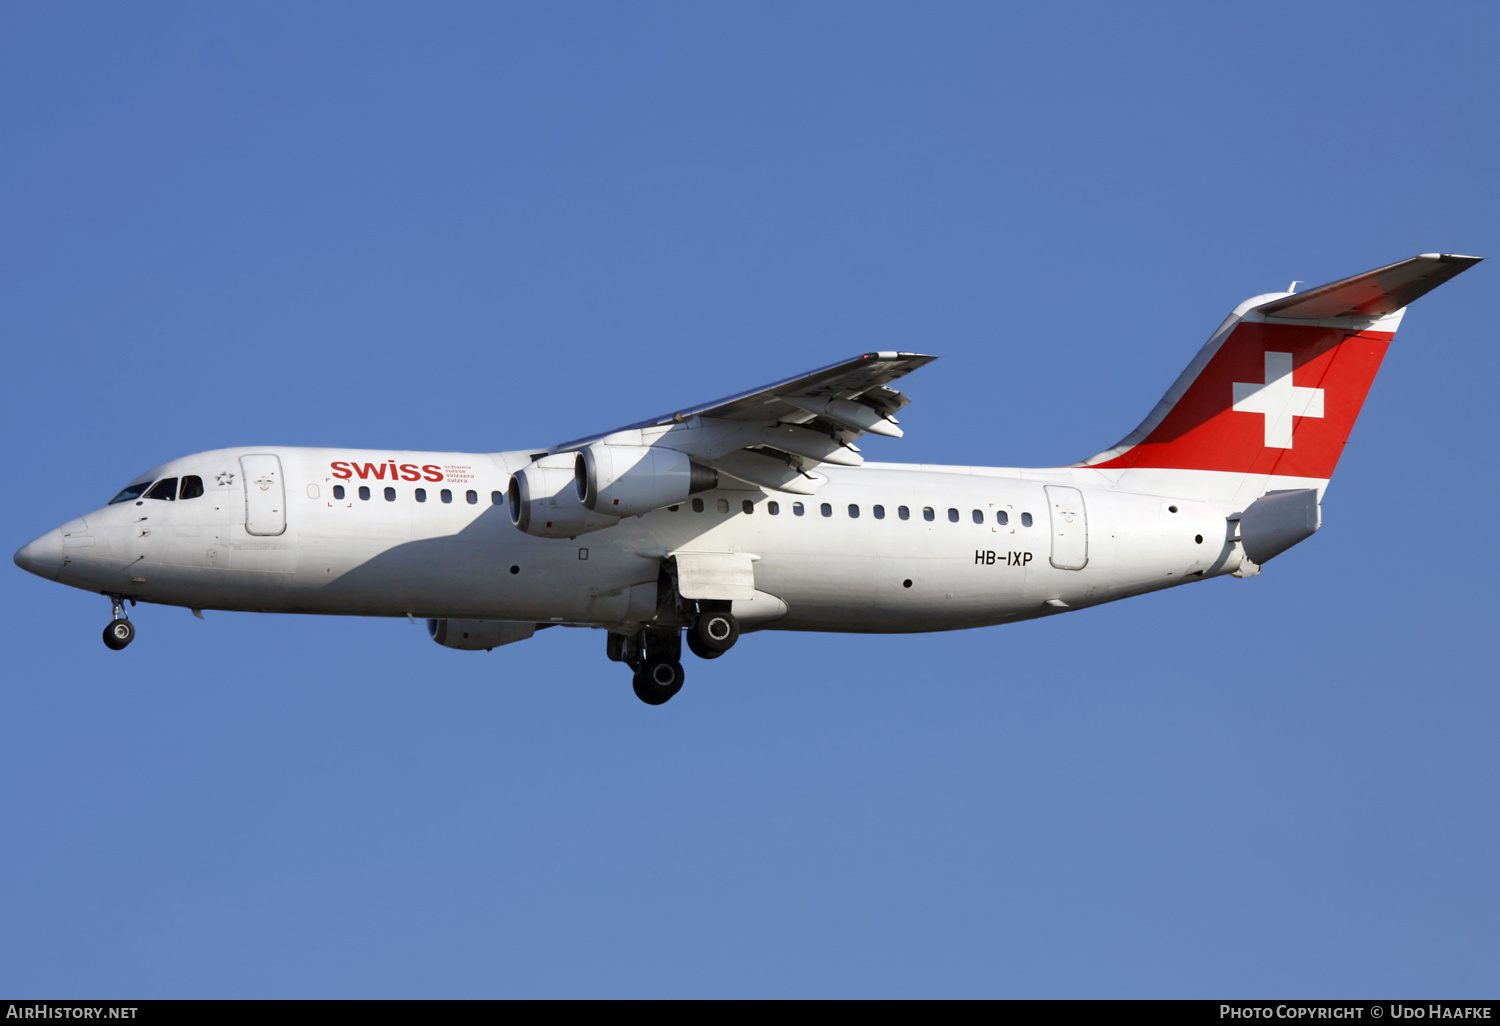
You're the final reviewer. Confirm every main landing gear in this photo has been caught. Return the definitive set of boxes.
[607,628,686,705]
[634,655,685,706]
[102,595,135,651]
[608,605,741,706]
[686,607,739,660]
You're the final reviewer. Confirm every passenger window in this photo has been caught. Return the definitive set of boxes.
[848,504,859,518]
[947,508,959,523]
[146,478,178,501]
[415,488,426,502]
[179,476,204,500]
[692,498,704,513]
[441,489,453,503]
[108,482,153,505]
[385,487,396,501]
[716,498,729,513]
[923,507,935,522]
[768,501,780,515]
[793,502,805,516]
[466,490,478,504]
[996,510,1008,525]
[873,505,885,520]
[742,499,754,514]
[333,485,345,500]
[972,510,983,524]
[820,503,832,517]
[1021,512,1033,527]
[899,506,910,520]
[359,486,371,501]
[491,491,503,505]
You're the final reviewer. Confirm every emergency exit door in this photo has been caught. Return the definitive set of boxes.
[240,454,286,537]
[1045,485,1088,570]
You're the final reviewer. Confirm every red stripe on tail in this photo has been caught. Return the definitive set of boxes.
[1090,323,1393,480]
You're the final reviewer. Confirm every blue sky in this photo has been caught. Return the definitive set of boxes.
[3,1,1496,997]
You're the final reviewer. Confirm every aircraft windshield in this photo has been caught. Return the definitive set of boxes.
[108,482,153,505]
[145,478,178,501]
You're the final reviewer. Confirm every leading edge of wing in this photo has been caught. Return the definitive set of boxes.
[551,351,937,453]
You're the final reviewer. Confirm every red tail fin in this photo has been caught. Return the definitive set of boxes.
[1081,254,1479,483]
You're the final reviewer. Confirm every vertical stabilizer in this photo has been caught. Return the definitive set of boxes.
[1077,254,1479,504]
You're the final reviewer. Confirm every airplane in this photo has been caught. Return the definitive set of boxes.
[13,254,1481,705]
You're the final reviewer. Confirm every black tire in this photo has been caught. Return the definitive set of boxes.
[103,619,135,651]
[684,629,724,660]
[693,610,739,654]
[632,658,684,705]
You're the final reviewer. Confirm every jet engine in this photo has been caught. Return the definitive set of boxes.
[427,618,537,651]
[508,456,619,538]
[574,444,717,517]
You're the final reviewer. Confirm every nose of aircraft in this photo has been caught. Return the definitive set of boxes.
[14,527,65,581]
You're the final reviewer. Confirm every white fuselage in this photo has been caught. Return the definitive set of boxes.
[33,446,1247,634]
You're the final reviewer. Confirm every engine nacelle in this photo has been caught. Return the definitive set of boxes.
[574,444,717,517]
[508,459,618,538]
[427,619,536,651]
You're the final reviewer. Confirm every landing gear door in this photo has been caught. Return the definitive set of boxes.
[671,551,756,601]
[240,454,287,537]
[1045,485,1087,570]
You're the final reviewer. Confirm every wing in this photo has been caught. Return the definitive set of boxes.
[552,351,937,494]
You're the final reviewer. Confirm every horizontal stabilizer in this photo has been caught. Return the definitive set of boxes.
[1256,253,1481,320]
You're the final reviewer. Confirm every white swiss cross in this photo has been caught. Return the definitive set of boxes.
[1232,351,1324,449]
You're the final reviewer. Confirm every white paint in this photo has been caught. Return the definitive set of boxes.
[1231,352,1324,448]
[23,446,1252,634]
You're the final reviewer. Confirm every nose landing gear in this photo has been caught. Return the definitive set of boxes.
[102,595,135,650]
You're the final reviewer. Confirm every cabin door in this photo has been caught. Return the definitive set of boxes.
[240,454,287,537]
[1045,485,1088,570]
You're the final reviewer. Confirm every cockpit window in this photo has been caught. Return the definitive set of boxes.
[108,482,152,505]
[145,478,178,501]
[179,476,204,500]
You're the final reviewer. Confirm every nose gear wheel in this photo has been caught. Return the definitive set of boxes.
[103,618,135,650]
[102,595,135,650]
